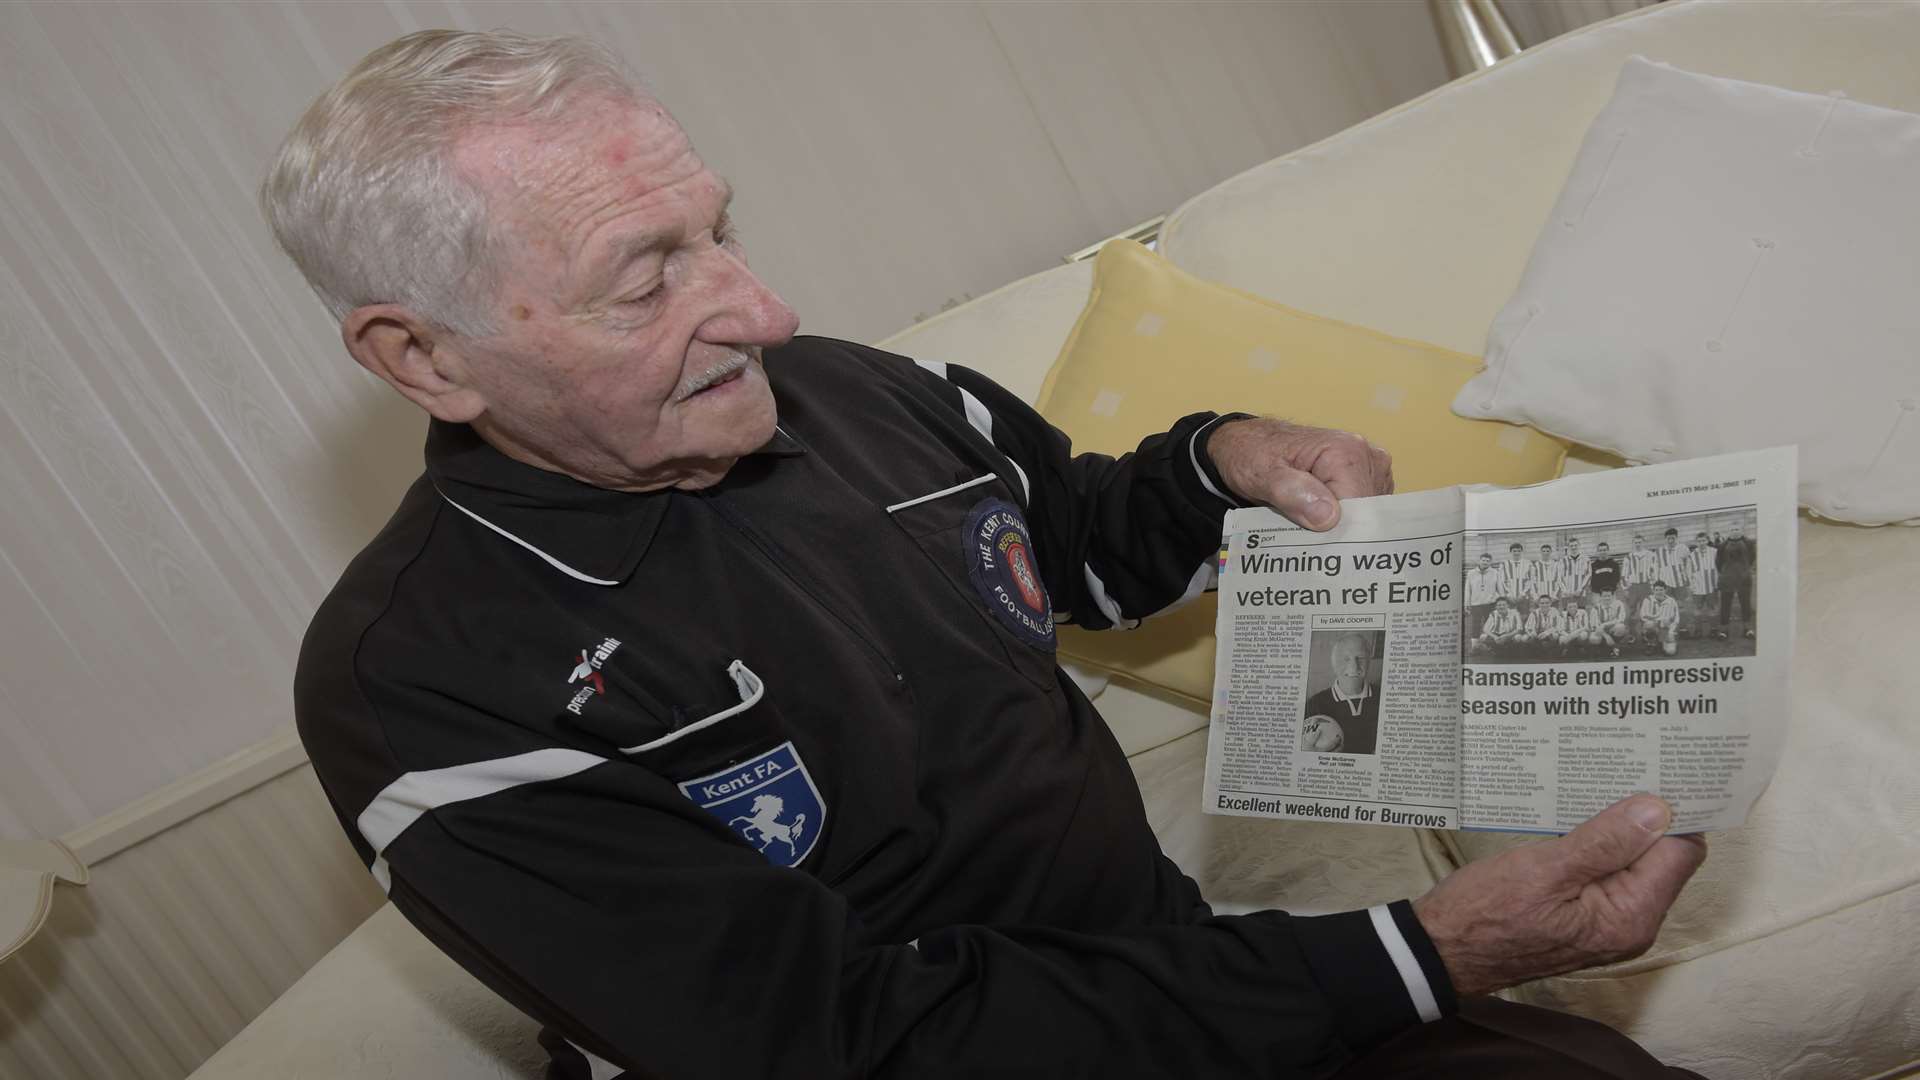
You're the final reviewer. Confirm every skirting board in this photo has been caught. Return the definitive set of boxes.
[60,727,310,867]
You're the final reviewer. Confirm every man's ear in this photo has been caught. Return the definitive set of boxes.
[342,305,486,424]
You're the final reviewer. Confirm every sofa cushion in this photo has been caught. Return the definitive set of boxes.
[1158,0,1920,361]
[1035,240,1562,705]
[1452,58,1920,526]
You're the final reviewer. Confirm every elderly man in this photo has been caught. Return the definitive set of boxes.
[275,29,1704,1079]
[1301,632,1383,755]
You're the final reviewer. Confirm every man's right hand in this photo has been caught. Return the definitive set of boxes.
[1412,794,1707,996]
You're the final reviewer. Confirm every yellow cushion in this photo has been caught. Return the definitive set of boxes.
[1038,240,1566,707]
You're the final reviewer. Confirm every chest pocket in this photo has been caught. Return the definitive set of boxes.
[886,474,1059,692]
[614,661,904,887]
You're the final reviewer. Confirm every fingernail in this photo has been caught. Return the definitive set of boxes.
[1627,796,1670,832]
[1303,493,1335,528]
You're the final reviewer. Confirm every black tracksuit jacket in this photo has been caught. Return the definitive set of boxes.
[294,336,1454,1078]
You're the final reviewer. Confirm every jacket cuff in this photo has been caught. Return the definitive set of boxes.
[1293,901,1457,1053]
[1181,412,1257,512]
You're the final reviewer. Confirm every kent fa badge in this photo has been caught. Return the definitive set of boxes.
[964,497,1056,649]
[677,742,825,869]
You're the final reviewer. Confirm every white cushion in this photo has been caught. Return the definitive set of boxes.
[1159,0,1920,361]
[1451,57,1920,525]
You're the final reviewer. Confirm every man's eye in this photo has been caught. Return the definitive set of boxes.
[618,284,662,308]
[714,213,738,247]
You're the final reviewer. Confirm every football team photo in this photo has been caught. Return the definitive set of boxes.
[1463,507,1758,665]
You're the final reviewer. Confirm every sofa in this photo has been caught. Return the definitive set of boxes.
[192,3,1920,1077]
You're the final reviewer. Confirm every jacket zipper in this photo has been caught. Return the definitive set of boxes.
[701,496,906,685]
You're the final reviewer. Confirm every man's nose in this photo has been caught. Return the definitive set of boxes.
[695,245,800,347]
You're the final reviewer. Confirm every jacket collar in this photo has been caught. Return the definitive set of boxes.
[423,419,804,585]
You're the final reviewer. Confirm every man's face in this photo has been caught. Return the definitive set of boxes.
[441,96,799,490]
[1332,640,1369,685]
[1539,546,1553,561]
[1568,539,1580,554]
[1479,554,1492,569]
[1632,536,1644,551]
[1597,544,1610,558]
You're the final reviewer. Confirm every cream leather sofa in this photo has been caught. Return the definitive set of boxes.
[194,3,1920,1077]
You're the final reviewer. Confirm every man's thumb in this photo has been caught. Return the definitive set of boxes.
[1263,467,1340,530]
[1550,794,1671,886]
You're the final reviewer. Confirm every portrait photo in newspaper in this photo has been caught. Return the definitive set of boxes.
[1299,628,1388,755]
[1463,506,1759,665]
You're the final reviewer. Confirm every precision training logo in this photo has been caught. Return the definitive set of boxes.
[565,637,622,714]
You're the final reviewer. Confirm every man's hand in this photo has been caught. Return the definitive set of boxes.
[1412,794,1707,996]
[1206,417,1392,530]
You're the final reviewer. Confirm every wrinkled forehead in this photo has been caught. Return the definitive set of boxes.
[454,96,710,247]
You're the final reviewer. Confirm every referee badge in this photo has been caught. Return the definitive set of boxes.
[677,742,825,869]
[964,497,1056,649]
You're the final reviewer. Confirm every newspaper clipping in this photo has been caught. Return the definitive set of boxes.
[1202,447,1795,834]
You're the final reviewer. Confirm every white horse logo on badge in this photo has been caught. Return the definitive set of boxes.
[678,741,825,868]
[729,793,808,860]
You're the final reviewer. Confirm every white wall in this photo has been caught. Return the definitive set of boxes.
[0,0,1451,842]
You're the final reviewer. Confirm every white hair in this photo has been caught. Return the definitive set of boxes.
[260,30,646,335]
[1329,632,1376,661]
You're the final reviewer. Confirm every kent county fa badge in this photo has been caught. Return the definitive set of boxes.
[677,742,825,869]
[964,498,1055,649]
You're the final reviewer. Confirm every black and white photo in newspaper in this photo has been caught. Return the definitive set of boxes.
[1459,446,1796,834]
[1204,487,1465,829]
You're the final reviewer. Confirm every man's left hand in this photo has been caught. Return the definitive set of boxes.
[1207,417,1393,531]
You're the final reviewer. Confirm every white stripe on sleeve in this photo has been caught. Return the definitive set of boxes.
[958,386,995,445]
[1005,457,1031,504]
[358,747,608,892]
[565,1040,625,1080]
[1153,558,1219,617]
[1187,415,1241,506]
[1368,904,1443,1024]
[1082,563,1140,630]
[917,360,1030,503]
